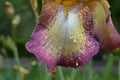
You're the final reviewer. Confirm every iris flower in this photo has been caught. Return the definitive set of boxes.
[25,0,120,73]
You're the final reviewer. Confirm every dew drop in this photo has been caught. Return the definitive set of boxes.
[76,62,79,66]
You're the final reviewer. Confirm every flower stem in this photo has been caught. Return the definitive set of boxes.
[58,67,65,80]
[118,60,120,80]
[14,48,21,66]
[13,47,22,80]
[102,54,114,80]
[70,69,77,80]
[45,66,50,80]
[12,26,17,41]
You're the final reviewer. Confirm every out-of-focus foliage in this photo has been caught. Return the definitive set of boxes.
[108,0,120,33]
[0,0,38,57]
[0,0,36,42]
[0,56,119,80]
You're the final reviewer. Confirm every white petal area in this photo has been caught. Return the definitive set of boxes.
[45,9,86,56]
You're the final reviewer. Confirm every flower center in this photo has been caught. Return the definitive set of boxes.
[46,9,86,55]
[54,0,79,6]
[44,0,100,6]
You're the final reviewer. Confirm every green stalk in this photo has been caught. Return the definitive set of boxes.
[102,54,114,80]
[12,26,17,41]
[13,48,21,66]
[14,48,22,80]
[70,69,77,80]
[58,67,65,80]
[88,60,94,80]
[118,60,120,80]
[44,66,50,80]
[11,28,22,80]
[13,46,22,80]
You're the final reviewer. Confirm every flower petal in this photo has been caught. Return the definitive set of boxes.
[39,2,62,27]
[93,1,120,51]
[25,25,57,72]
[25,3,99,72]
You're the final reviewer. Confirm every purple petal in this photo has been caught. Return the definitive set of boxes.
[25,24,99,72]
[25,2,100,73]
[57,37,99,67]
[25,25,57,72]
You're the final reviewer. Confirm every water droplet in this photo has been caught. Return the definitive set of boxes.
[76,62,79,66]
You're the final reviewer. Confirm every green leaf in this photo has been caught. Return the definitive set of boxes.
[58,67,65,80]
[118,60,120,80]
[102,54,114,80]
[70,69,77,80]
[25,61,40,80]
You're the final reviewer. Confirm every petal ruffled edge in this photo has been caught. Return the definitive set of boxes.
[25,24,57,73]
[56,37,99,68]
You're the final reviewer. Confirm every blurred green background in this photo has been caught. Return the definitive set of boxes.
[0,0,120,80]
[0,0,36,57]
[0,0,35,40]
